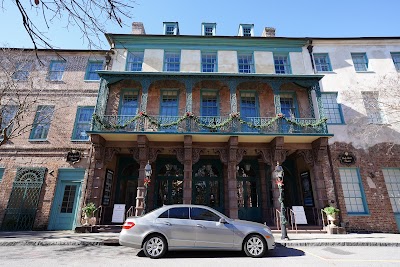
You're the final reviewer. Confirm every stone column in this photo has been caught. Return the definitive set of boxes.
[311,137,329,209]
[183,135,193,204]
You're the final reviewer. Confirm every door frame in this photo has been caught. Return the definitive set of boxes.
[48,168,85,230]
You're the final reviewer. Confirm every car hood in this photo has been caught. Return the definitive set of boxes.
[231,219,268,229]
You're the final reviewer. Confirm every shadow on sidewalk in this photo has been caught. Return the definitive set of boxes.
[136,244,304,258]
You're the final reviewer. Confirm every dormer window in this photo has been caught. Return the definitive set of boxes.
[238,24,254,37]
[202,23,216,36]
[163,22,179,35]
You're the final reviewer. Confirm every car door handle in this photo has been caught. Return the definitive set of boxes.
[196,224,204,228]
[164,222,171,226]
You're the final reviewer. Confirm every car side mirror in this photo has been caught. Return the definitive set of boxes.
[219,218,228,224]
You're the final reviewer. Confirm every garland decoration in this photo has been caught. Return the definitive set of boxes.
[93,112,328,131]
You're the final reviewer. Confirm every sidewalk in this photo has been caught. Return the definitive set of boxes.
[0,231,399,247]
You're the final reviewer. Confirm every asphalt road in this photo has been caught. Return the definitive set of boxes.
[1,245,400,267]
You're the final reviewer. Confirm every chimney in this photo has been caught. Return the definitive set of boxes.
[132,22,146,35]
[262,27,276,37]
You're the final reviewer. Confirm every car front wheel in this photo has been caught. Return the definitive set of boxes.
[243,234,267,258]
[143,235,167,259]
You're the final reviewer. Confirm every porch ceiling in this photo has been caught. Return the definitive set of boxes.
[90,132,333,143]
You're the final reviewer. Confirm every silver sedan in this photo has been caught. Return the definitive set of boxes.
[119,204,275,258]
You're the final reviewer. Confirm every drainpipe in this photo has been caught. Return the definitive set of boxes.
[306,39,316,74]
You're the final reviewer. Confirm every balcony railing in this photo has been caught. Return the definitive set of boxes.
[92,114,328,135]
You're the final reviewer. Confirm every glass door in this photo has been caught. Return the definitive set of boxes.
[237,162,261,222]
[155,161,184,207]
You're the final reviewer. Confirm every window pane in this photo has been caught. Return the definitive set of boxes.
[86,61,103,80]
[190,207,220,221]
[274,54,291,74]
[168,207,189,219]
[314,54,332,72]
[201,52,217,72]
[351,53,368,71]
[362,91,385,124]
[30,105,54,140]
[164,51,180,72]
[238,53,254,73]
[127,52,144,71]
[201,91,218,116]
[72,107,94,140]
[321,93,343,124]
[339,168,367,214]
[48,61,66,81]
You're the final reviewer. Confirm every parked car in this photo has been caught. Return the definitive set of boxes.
[119,204,275,258]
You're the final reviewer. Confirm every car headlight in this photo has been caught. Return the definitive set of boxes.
[264,227,272,235]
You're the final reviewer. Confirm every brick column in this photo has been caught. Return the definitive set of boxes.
[183,135,193,204]
[88,134,106,208]
[258,159,269,223]
[135,135,149,216]
[227,136,239,219]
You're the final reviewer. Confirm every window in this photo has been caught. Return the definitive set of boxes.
[190,207,220,221]
[0,168,4,183]
[1,105,17,140]
[12,62,32,81]
[119,91,139,116]
[391,53,400,71]
[159,210,168,218]
[201,91,218,116]
[241,92,258,132]
[164,51,180,72]
[351,53,368,72]
[164,22,179,35]
[280,94,297,118]
[362,91,386,124]
[314,53,332,72]
[239,24,253,36]
[168,207,189,219]
[29,105,55,140]
[72,107,94,140]
[339,168,368,214]
[48,60,66,81]
[274,54,292,74]
[202,23,216,36]
[85,61,103,80]
[126,52,144,72]
[201,52,217,72]
[321,93,344,124]
[382,168,400,213]
[160,90,179,116]
[238,53,254,73]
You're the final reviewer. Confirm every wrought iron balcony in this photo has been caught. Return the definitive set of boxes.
[92,113,328,135]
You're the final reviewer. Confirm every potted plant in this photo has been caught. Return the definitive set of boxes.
[323,206,340,225]
[82,202,97,226]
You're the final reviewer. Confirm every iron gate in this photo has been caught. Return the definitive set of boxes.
[1,167,46,231]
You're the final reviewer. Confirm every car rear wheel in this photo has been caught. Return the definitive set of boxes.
[243,234,267,258]
[143,235,167,259]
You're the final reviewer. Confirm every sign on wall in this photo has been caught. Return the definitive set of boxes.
[292,206,308,224]
[338,151,356,165]
[66,150,81,163]
[102,169,114,206]
[112,204,126,223]
[300,171,314,207]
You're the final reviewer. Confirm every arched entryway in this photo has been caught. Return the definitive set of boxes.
[192,159,224,213]
[115,157,139,212]
[154,158,184,207]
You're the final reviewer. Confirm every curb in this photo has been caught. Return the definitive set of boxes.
[0,241,104,246]
[277,242,400,247]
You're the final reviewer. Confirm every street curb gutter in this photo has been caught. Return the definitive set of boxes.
[277,242,400,247]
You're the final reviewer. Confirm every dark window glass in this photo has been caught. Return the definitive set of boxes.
[190,207,220,221]
[158,210,168,218]
[168,207,189,219]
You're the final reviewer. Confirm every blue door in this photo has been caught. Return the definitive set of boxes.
[160,90,179,132]
[48,169,84,230]
[240,92,258,132]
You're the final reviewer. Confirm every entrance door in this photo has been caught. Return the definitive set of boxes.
[237,162,261,222]
[48,169,85,230]
[155,160,184,207]
[192,160,223,213]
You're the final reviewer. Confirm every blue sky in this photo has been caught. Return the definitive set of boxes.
[0,0,399,49]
